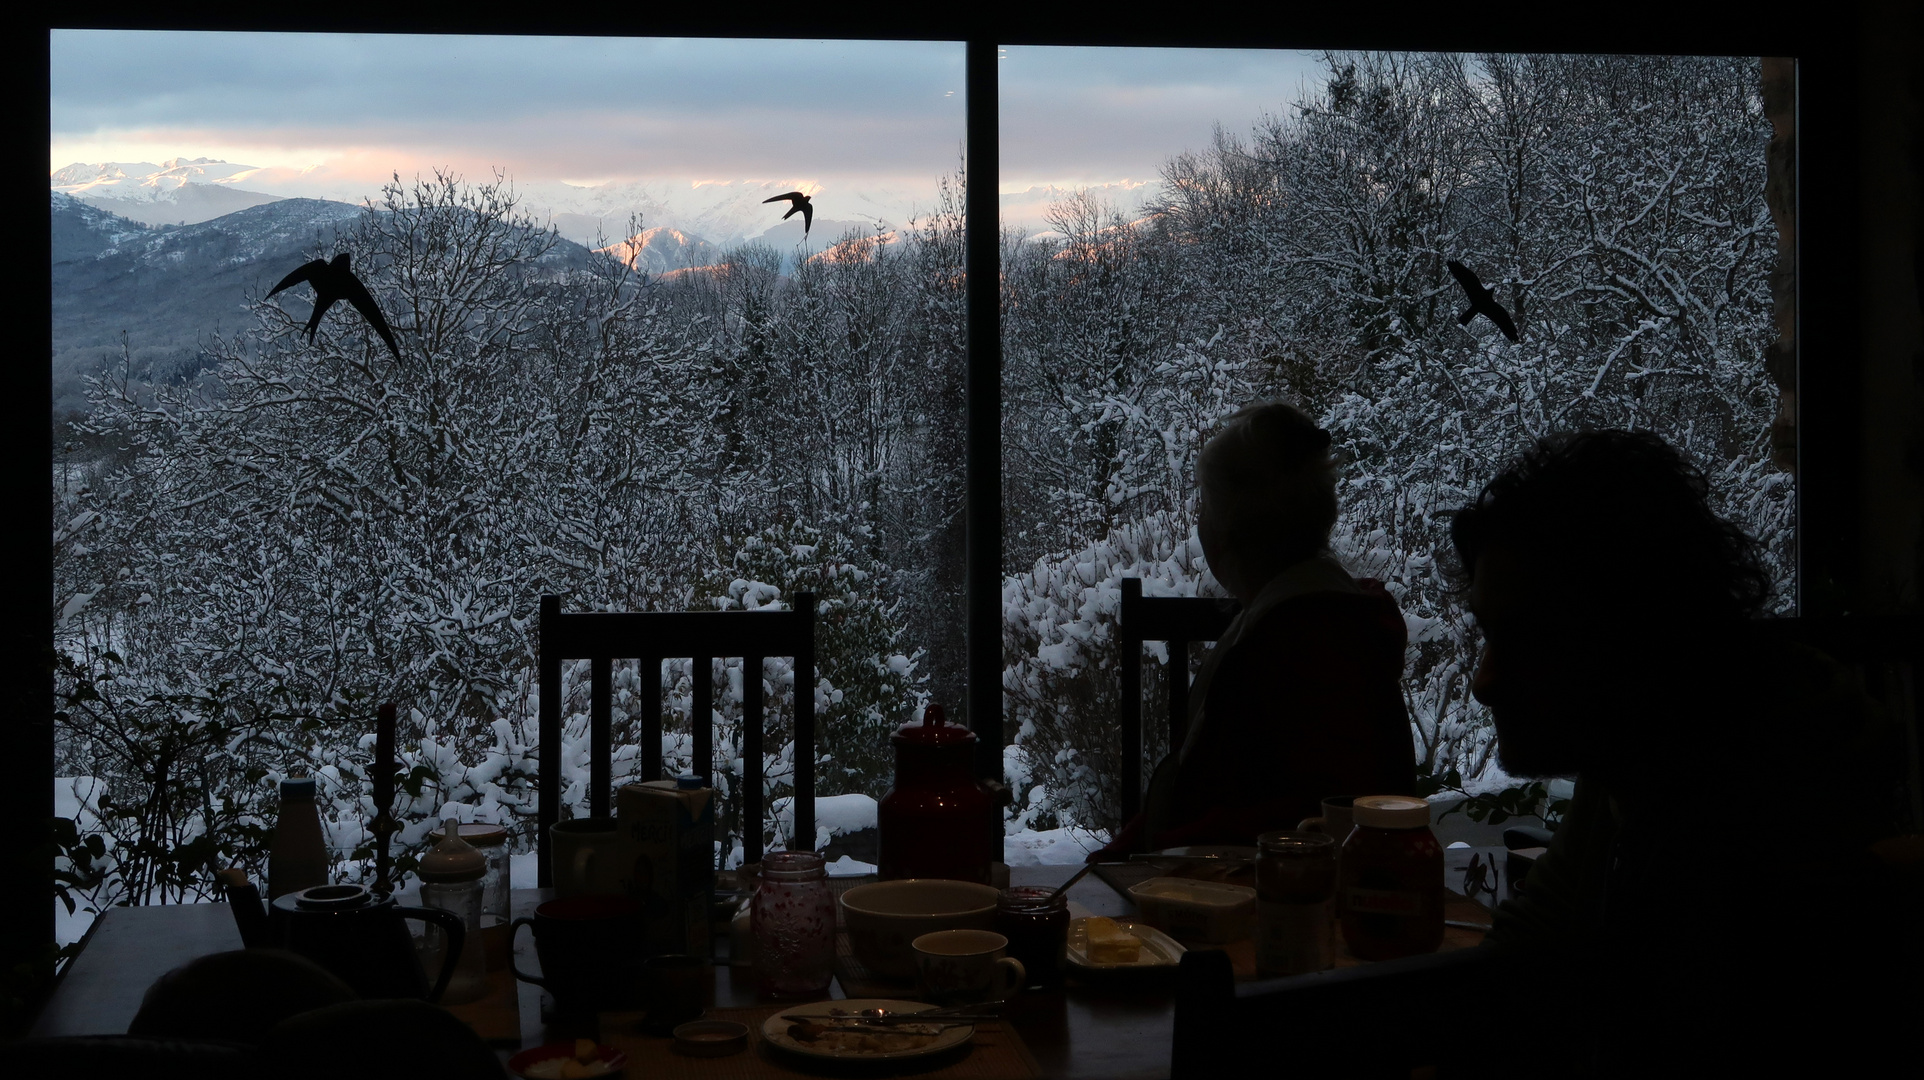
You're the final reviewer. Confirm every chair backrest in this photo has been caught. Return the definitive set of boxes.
[1117,578,1239,827]
[1171,946,1487,1079]
[537,592,816,888]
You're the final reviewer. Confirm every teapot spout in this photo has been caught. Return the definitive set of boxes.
[217,868,273,949]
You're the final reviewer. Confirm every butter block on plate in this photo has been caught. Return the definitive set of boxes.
[1083,916,1142,964]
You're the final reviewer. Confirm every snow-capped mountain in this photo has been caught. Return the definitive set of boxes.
[51,157,287,225]
[595,227,721,274]
[521,177,901,251]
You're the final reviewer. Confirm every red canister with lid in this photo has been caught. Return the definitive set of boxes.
[1338,795,1444,961]
[876,705,994,883]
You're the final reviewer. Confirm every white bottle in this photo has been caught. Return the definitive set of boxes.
[268,776,329,899]
[418,816,490,1004]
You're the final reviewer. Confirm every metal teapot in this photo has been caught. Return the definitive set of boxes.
[269,883,466,1002]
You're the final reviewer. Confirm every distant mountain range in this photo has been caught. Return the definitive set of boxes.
[49,160,1155,421]
[51,157,1158,248]
[52,158,904,255]
[44,183,903,421]
[48,191,612,420]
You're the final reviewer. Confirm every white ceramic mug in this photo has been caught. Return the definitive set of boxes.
[1295,795,1358,844]
[550,817,630,898]
[912,929,1026,1005]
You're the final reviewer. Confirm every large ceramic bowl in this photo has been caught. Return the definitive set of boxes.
[838,879,1000,979]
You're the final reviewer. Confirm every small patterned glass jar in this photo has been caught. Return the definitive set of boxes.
[752,850,836,999]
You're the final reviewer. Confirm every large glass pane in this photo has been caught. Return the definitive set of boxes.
[50,30,966,936]
[999,48,1790,846]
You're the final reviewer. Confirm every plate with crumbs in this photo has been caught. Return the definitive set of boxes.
[763,999,975,1062]
[1065,916,1185,971]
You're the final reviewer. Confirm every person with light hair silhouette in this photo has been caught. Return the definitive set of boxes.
[1093,401,1414,858]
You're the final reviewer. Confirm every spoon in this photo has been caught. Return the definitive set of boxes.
[1050,861,1098,899]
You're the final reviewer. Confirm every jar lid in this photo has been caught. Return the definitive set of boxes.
[676,774,704,790]
[759,850,826,881]
[417,816,487,882]
[1257,830,1337,855]
[997,885,1067,910]
[426,822,507,848]
[280,776,316,798]
[1352,796,1432,829]
[891,703,976,745]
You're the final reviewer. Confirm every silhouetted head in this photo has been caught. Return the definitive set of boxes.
[1446,430,1772,777]
[251,998,505,1078]
[1197,401,1339,599]
[127,948,357,1043]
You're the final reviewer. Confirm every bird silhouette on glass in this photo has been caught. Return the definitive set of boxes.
[763,191,814,237]
[1447,260,1519,343]
[267,253,400,358]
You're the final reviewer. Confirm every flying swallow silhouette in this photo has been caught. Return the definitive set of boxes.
[763,191,814,237]
[1447,260,1519,344]
[267,253,400,358]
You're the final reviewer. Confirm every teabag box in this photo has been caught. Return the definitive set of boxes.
[617,777,716,956]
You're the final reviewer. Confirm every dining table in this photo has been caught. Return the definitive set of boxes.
[29,846,1515,1079]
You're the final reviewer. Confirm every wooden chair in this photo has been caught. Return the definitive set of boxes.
[1117,577,1239,826]
[536,592,816,888]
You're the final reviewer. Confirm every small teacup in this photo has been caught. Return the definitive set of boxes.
[912,929,1025,1005]
[1295,795,1358,844]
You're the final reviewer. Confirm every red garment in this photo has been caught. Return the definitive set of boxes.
[1094,581,1414,859]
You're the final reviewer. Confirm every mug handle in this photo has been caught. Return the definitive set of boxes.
[993,957,1027,1001]
[509,916,548,990]
[394,904,465,1004]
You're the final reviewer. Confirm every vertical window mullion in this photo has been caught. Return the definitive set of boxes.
[965,38,1003,781]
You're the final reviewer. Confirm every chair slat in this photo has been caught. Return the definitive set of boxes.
[744,655,764,867]
[591,655,612,820]
[1168,638,1190,753]
[794,601,817,853]
[538,595,562,889]
[694,655,714,789]
[1120,579,1145,824]
[642,657,663,784]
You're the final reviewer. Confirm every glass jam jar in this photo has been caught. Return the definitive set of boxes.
[752,850,836,999]
[1338,796,1444,961]
[1255,831,1337,977]
[877,704,993,883]
[428,822,509,970]
[995,886,1069,990]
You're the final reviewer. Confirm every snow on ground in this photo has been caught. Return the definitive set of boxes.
[771,793,878,851]
[1005,825,1108,866]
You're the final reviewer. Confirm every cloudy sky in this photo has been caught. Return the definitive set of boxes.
[50,31,1328,229]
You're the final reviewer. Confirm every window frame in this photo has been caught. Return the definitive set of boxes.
[23,11,1850,966]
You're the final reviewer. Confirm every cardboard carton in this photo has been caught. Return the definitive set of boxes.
[616,780,716,956]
